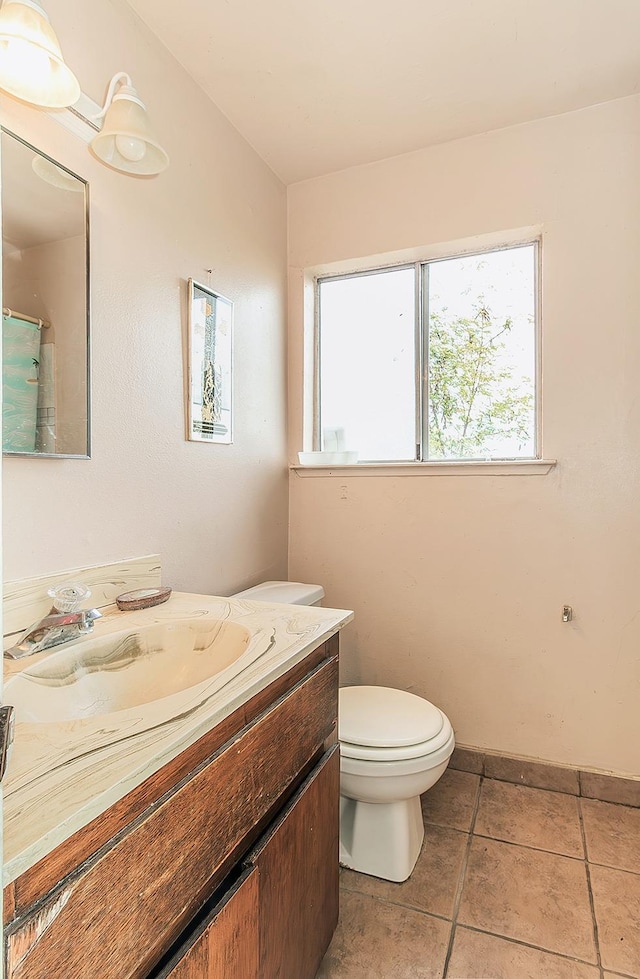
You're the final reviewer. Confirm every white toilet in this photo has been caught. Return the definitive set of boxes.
[230,580,455,884]
[339,685,454,882]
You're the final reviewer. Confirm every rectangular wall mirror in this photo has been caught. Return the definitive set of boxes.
[1,129,90,458]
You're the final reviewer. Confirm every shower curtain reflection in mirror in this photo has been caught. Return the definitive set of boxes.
[2,314,41,452]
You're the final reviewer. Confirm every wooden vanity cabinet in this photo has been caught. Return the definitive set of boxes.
[4,637,340,979]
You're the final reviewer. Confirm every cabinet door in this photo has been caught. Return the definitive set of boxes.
[250,746,340,979]
[163,867,259,979]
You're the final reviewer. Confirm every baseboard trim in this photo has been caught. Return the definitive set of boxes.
[451,744,640,808]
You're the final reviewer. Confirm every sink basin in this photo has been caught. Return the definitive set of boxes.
[5,618,252,724]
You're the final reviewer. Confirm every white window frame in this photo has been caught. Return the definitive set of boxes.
[298,234,555,476]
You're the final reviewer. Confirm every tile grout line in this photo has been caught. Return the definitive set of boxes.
[337,884,453,924]
[456,921,607,970]
[578,796,605,979]
[472,773,581,798]
[470,829,585,862]
[441,774,484,978]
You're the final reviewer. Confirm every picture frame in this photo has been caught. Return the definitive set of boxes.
[187,278,233,444]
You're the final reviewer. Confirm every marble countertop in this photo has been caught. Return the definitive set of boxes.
[3,592,353,886]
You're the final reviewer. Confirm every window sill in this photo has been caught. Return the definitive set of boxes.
[290,459,557,477]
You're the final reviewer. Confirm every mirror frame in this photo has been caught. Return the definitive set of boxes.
[1,127,91,459]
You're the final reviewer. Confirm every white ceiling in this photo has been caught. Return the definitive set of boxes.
[127,0,640,184]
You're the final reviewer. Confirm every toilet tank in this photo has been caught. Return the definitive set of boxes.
[231,580,325,606]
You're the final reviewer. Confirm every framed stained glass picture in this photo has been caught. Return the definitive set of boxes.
[187,278,233,444]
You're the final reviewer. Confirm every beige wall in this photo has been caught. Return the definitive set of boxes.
[288,95,640,776]
[1,0,288,594]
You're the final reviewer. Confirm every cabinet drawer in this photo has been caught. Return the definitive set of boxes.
[6,656,338,979]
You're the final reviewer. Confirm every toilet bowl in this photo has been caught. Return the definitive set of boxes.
[229,580,455,884]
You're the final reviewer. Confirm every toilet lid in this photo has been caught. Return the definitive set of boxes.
[340,715,453,762]
[339,685,445,748]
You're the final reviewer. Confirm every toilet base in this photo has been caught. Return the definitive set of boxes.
[339,794,425,882]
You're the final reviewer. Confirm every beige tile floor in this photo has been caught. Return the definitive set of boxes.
[317,770,640,979]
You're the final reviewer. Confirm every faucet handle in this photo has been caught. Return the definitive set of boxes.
[79,607,102,632]
[48,582,92,614]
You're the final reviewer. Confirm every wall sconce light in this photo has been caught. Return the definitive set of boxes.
[0,0,79,107]
[91,72,169,176]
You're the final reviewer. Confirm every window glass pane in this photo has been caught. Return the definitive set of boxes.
[427,245,536,460]
[319,268,416,461]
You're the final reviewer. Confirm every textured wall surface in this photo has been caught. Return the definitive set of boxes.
[288,96,640,775]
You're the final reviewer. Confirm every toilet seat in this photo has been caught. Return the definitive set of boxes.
[341,727,455,778]
[340,714,453,762]
[339,685,444,748]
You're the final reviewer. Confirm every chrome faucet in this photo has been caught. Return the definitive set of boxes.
[4,583,102,660]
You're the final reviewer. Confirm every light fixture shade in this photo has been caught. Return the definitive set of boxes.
[91,91,169,176]
[32,153,83,192]
[0,0,80,107]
